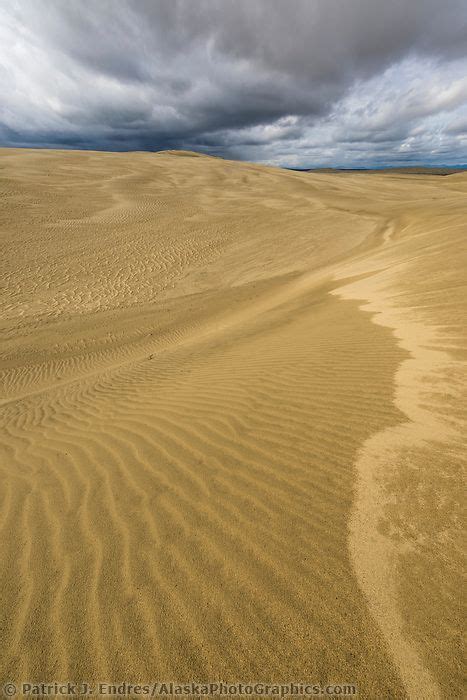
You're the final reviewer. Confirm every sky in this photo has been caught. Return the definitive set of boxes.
[1,0,467,168]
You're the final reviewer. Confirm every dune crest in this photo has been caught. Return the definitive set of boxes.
[332,192,466,698]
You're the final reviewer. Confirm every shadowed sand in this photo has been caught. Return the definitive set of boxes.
[0,149,465,698]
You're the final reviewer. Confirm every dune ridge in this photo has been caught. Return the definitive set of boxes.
[0,149,465,698]
[332,195,466,698]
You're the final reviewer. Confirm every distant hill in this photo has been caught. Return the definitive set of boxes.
[286,166,467,176]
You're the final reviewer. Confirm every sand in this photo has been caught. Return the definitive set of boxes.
[0,148,465,698]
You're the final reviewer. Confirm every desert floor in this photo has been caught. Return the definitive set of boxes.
[0,149,465,698]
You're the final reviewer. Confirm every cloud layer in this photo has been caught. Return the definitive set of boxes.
[1,0,467,166]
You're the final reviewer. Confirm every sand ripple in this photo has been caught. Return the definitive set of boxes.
[1,150,465,697]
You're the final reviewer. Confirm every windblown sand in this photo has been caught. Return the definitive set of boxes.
[0,149,465,698]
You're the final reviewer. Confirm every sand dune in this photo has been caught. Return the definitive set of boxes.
[0,149,465,698]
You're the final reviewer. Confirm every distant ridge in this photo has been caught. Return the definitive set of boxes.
[286,165,467,175]
[157,149,212,158]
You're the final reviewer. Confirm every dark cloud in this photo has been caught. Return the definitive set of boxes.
[0,0,466,165]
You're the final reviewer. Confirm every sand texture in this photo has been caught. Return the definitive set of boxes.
[0,149,465,698]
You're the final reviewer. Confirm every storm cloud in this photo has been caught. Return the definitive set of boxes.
[1,0,467,166]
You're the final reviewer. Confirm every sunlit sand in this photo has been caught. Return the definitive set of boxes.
[0,149,465,698]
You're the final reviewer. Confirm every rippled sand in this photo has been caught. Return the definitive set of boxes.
[1,149,465,698]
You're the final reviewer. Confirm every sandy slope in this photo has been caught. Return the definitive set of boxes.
[0,149,465,698]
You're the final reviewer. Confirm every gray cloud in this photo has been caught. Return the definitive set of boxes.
[1,0,466,166]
